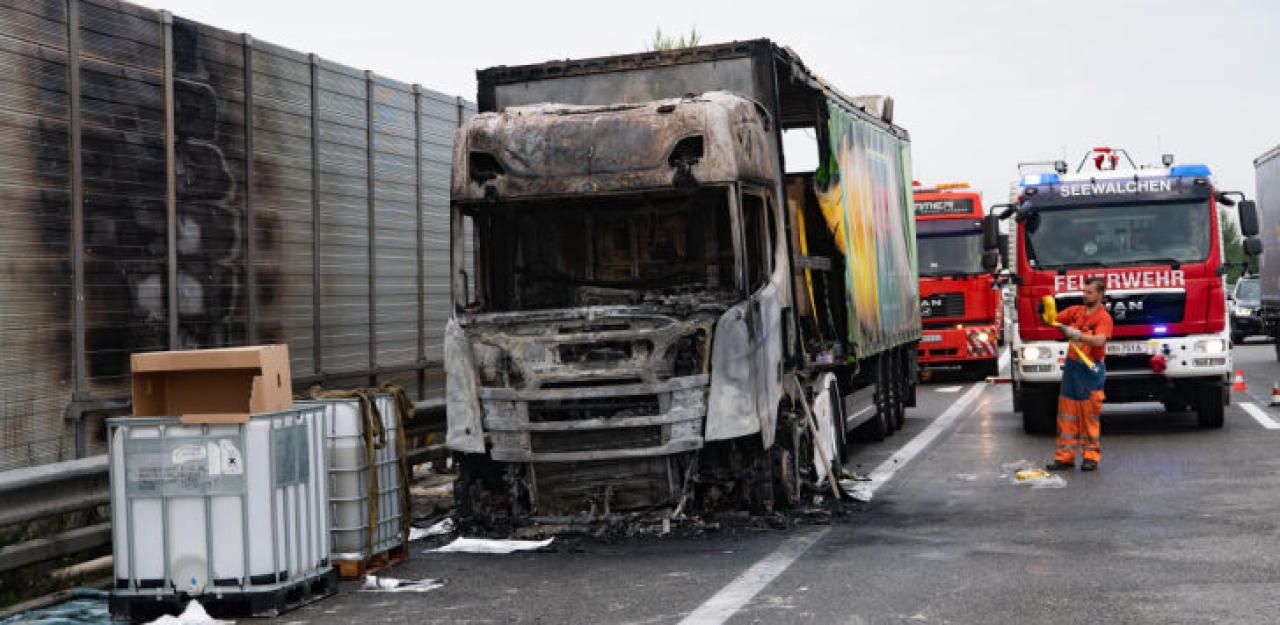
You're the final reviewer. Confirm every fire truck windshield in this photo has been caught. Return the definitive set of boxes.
[1025,201,1211,270]
[917,231,984,276]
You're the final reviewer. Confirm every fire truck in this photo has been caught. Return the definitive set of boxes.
[914,182,1003,379]
[992,147,1261,433]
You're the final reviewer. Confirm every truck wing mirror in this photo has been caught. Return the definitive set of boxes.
[997,233,1010,269]
[1238,200,1260,238]
[1244,236,1262,257]
[989,202,1016,220]
[982,249,999,273]
[981,214,1000,251]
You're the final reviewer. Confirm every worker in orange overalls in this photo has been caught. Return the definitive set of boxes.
[1047,276,1113,472]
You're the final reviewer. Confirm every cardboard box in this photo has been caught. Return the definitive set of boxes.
[131,345,293,424]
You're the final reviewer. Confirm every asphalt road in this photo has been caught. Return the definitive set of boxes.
[277,343,1280,624]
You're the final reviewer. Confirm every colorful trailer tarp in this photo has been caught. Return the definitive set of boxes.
[815,100,920,357]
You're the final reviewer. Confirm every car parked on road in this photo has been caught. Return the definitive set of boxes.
[1231,277,1264,344]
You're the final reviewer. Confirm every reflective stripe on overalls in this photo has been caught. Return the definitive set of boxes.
[1056,357,1105,464]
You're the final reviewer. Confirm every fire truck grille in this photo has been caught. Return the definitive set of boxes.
[1056,292,1185,326]
[920,292,965,319]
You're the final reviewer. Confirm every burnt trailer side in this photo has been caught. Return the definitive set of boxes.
[0,0,472,471]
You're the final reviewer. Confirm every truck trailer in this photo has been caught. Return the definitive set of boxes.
[444,40,920,522]
[999,147,1261,433]
[913,182,1003,379]
[1255,144,1280,358]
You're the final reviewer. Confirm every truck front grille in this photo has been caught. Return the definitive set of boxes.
[920,292,965,319]
[528,395,661,422]
[530,426,664,453]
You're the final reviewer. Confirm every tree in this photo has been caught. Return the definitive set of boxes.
[648,27,701,51]
[1220,208,1258,284]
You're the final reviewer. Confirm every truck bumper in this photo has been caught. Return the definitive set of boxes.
[1013,333,1231,386]
[917,326,1000,367]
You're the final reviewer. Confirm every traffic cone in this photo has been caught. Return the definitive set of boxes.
[1232,369,1247,392]
[1271,383,1280,406]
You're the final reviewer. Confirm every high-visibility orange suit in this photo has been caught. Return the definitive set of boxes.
[1055,305,1113,465]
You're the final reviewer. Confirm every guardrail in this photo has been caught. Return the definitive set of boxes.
[0,401,448,578]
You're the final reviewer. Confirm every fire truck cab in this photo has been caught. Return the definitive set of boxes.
[914,182,1003,379]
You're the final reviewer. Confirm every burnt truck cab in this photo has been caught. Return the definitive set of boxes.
[445,93,789,516]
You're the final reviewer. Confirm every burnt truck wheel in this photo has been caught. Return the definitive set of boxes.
[1021,387,1057,435]
[1196,383,1226,429]
[454,454,508,526]
[773,407,812,508]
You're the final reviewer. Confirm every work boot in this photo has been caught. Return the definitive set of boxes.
[1080,460,1098,471]
[1045,460,1074,471]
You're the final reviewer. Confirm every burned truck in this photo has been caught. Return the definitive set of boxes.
[445,40,920,522]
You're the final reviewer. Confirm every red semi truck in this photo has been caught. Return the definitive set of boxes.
[994,148,1261,433]
[914,182,1003,379]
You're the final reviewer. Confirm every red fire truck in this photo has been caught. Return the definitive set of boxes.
[992,148,1261,433]
[914,182,1003,379]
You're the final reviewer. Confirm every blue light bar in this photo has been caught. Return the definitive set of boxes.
[1169,164,1211,178]
[1020,173,1059,186]
[1154,325,1168,335]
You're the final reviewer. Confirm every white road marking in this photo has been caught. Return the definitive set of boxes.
[861,380,986,499]
[679,348,1008,625]
[936,386,962,393]
[678,529,829,625]
[846,405,873,426]
[1239,402,1280,430]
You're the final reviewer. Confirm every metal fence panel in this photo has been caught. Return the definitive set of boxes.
[0,0,469,471]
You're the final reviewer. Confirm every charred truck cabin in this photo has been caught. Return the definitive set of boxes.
[446,40,921,522]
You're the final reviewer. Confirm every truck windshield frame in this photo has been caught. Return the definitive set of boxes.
[1024,200,1212,270]
[453,186,741,314]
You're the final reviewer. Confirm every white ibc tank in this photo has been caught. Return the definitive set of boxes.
[305,394,405,561]
[109,407,329,595]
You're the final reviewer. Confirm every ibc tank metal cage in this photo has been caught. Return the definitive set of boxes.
[301,393,408,570]
[106,406,337,619]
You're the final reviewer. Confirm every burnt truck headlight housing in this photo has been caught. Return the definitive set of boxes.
[668,329,710,377]
[471,342,505,385]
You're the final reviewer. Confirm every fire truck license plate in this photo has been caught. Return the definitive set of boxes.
[921,334,942,343]
[1106,342,1150,356]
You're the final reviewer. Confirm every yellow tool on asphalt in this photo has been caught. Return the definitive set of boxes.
[1040,295,1097,370]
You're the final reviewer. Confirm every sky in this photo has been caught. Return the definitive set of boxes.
[132,0,1280,207]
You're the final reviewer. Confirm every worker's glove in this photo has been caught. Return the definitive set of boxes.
[1057,325,1083,341]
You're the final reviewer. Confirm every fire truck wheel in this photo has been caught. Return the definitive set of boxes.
[1196,384,1225,429]
[1021,389,1057,435]
[981,358,1000,379]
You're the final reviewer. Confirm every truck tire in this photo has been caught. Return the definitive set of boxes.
[904,351,918,408]
[980,358,1000,380]
[890,351,906,431]
[1021,388,1057,435]
[1196,383,1225,429]
[856,358,891,442]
